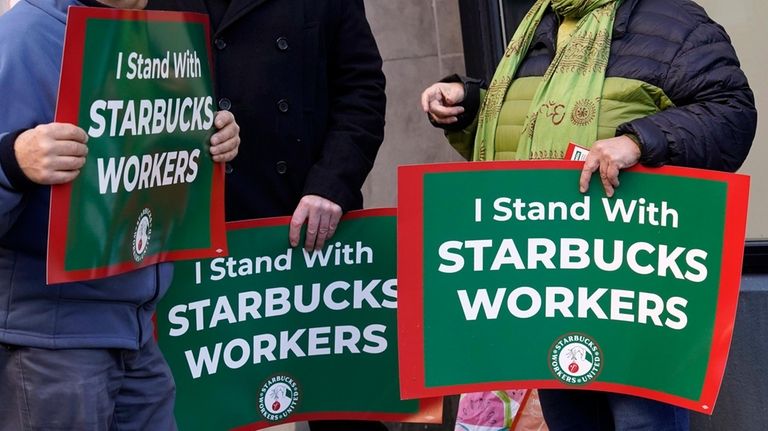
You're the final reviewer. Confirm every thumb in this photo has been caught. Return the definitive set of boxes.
[441,88,458,106]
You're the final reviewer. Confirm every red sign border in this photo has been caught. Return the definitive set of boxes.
[47,7,225,284]
[397,160,749,415]
[226,208,398,231]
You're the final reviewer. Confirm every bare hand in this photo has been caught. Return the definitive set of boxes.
[420,82,466,125]
[579,135,641,197]
[209,110,240,163]
[289,195,343,251]
[14,123,88,185]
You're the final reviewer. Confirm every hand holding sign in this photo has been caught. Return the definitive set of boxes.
[579,135,641,197]
[290,194,343,251]
[15,123,89,185]
[209,110,239,163]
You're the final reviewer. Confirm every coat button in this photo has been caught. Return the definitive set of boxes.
[225,163,234,174]
[276,161,288,175]
[276,37,289,51]
[218,98,231,110]
[214,38,226,50]
[277,99,289,113]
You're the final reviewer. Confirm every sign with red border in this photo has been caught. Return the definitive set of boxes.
[48,7,225,283]
[157,209,442,430]
[397,161,748,414]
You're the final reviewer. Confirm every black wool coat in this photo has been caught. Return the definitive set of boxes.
[150,0,386,220]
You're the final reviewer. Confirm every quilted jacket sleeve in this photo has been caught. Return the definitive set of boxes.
[617,16,757,172]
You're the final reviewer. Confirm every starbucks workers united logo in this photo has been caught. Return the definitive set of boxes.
[132,208,152,262]
[259,375,300,422]
[549,333,602,385]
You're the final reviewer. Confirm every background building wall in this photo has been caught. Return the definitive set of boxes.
[361,0,466,210]
[693,0,767,239]
[686,3,768,428]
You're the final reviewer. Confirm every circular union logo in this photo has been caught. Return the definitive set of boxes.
[549,333,602,385]
[258,375,300,422]
[132,208,152,263]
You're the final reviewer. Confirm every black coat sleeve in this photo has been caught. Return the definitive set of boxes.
[302,0,386,211]
[617,18,756,172]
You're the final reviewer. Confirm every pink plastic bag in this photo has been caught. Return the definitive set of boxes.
[455,390,548,431]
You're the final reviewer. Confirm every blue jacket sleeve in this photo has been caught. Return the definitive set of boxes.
[0,134,26,237]
[617,19,757,172]
[0,10,60,236]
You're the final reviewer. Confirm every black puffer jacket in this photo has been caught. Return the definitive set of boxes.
[460,0,756,171]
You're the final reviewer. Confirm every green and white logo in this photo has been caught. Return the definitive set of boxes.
[132,208,152,262]
[258,375,300,422]
[549,333,602,385]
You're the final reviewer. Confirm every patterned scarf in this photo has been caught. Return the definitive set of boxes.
[473,0,621,161]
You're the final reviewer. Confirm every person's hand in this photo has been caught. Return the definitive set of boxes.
[421,82,466,125]
[209,110,240,163]
[289,195,343,251]
[14,123,89,185]
[579,135,641,197]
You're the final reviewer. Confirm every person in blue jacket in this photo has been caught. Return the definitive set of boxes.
[0,0,240,429]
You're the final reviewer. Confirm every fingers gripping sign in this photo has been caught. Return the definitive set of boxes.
[208,110,240,163]
[579,135,641,198]
[14,123,89,185]
[289,195,343,251]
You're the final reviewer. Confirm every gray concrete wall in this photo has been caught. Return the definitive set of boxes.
[693,0,768,240]
[362,0,466,210]
[362,3,466,425]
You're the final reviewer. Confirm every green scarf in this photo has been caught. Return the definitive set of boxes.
[473,0,621,161]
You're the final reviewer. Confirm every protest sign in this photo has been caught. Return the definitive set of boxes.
[398,161,749,414]
[49,7,225,283]
[157,209,442,430]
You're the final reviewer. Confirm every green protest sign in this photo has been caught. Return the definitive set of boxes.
[397,161,749,414]
[156,209,442,430]
[49,7,225,283]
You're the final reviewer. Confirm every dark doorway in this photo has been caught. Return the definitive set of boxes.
[500,0,537,43]
[457,0,535,81]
